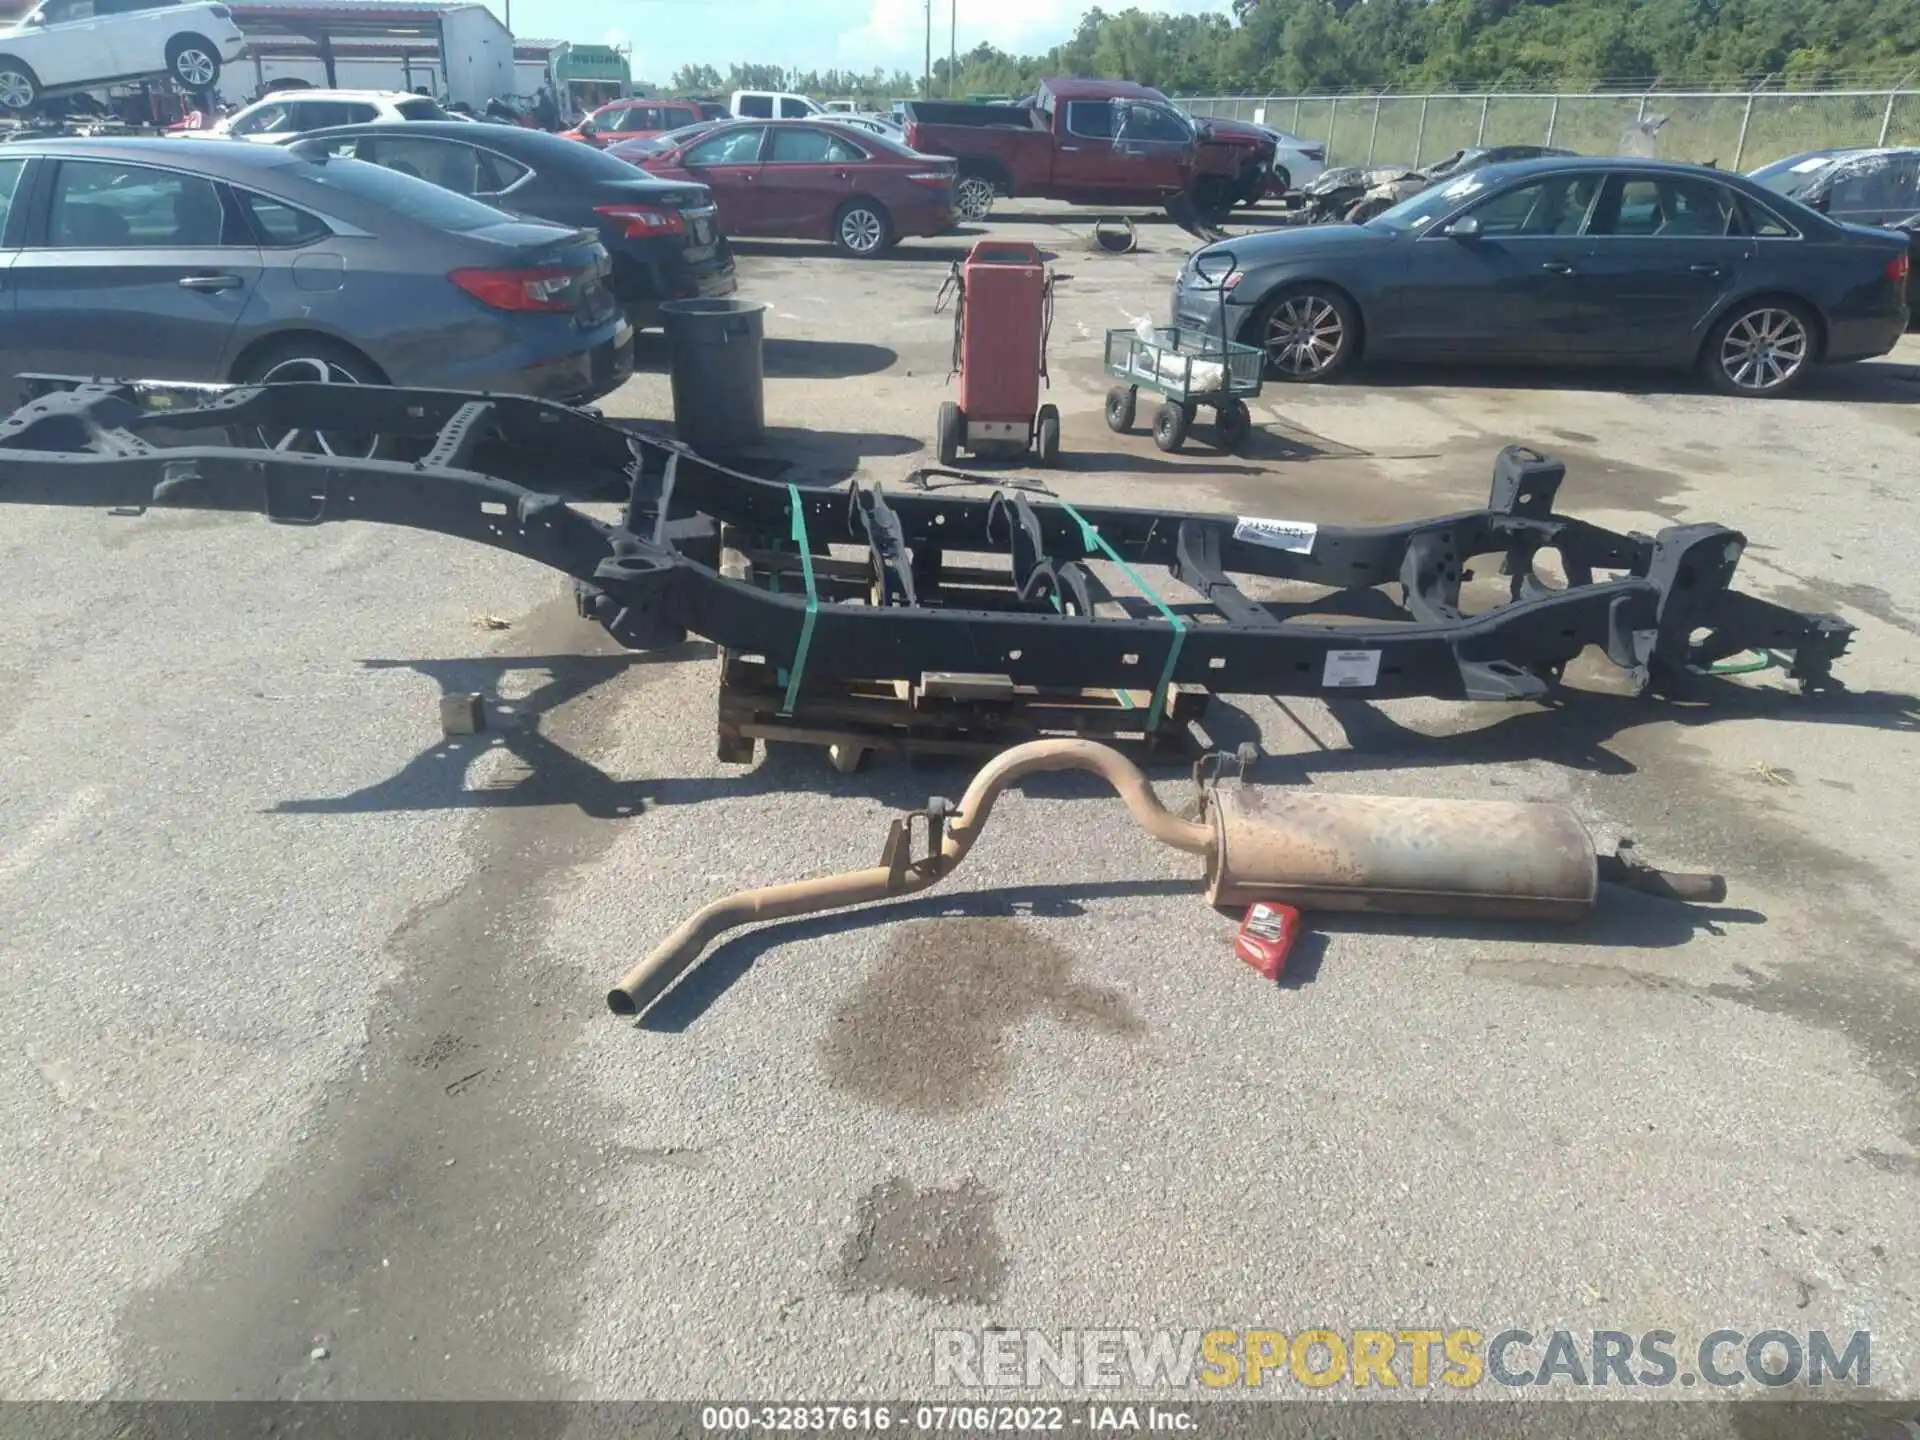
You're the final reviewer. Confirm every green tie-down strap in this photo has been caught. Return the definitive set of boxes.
[1059,501,1187,729]
[780,483,819,717]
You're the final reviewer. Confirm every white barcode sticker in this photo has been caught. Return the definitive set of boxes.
[1322,649,1382,688]
[1233,516,1318,554]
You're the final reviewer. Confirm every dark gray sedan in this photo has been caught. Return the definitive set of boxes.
[1174,156,1911,397]
[0,137,633,425]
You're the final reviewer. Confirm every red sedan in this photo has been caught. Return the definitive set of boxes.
[564,98,705,148]
[625,119,958,258]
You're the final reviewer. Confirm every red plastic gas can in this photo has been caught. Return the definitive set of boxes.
[1235,901,1301,980]
[955,239,1047,425]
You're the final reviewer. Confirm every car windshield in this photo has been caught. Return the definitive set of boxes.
[278,149,516,231]
[1364,171,1496,233]
[1749,152,1844,195]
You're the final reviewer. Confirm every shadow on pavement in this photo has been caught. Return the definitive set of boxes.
[1198,679,1920,787]
[637,878,1200,1032]
[608,415,921,485]
[630,333,897,380]
[278,640,1920,823]
[1345,356,1920,404]
[638,851,1767,1032]
[726,239,1004,265]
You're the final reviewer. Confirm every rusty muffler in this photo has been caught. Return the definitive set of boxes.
[1202,785,1598,919]
[607,740,1722,1017]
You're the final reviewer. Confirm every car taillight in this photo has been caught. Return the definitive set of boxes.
[1889,253,1910,285]
[448,266,575,312]
[594,203,684,237]
[907,171,952,185]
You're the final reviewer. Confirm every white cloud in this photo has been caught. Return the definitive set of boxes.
[836,0,1229,72]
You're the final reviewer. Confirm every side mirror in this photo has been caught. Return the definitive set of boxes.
[579,116,598,137]
[1444,215,1482,239]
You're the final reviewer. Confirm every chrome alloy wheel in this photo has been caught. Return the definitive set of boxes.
[838,207,885,254]
[955,176,995,220]
[174,47,217,86]
[1718,307,1810,393]
[1264,293,1345,377]
[0,70,35,110]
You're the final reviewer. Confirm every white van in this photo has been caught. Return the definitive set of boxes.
[730,89,823,120]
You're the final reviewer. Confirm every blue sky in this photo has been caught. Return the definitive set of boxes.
[485,0,1233,85]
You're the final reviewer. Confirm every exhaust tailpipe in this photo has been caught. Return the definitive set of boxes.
[608,739,1208,1016]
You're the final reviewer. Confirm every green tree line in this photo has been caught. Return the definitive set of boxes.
[668,0,1920,101]
[665,63,920,104]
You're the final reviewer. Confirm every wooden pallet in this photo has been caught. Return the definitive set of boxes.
[714,649,1209,770]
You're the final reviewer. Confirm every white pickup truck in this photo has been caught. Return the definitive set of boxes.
[0,0,247,114]
[729,89,825,120]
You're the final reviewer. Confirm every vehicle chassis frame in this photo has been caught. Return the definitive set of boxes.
[0,378,1855,723]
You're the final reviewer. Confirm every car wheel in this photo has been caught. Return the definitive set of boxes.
[955,175,996,221]
[167,34,221,90]
[1256,284,1358,382]
[1034,403,1061,467]
[237,340,388,458]
[1271,166,1291,196]
[1702,298,1817,398]
[1105,384,1137,433]
[834,200,891,258]
[0,57,39,114]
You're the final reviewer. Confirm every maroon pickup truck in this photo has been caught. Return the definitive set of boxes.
[900,78,1273,219]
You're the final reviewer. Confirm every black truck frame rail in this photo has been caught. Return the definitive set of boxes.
[0,379,1855,712]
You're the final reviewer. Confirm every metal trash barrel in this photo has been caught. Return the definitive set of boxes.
[660,298,767,457]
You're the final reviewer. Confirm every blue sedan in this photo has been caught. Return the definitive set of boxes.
[1172,157,1911,397]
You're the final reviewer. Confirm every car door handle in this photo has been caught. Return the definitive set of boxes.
[179,273,243,291]
[1061,146,1082,153]
[1689,263,1724,277]
[1538,261,1575,274]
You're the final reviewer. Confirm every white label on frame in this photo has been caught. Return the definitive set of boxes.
[1232,516,1318,554]
[1322,648,1382,688]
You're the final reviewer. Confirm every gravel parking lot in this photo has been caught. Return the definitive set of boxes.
[2,200,1918,1420]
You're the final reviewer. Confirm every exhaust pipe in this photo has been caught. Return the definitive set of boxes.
[608,740,1208,1016]
[607,740,1723,1017]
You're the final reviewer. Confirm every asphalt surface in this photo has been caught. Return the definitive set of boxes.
[1,201,1918,1420]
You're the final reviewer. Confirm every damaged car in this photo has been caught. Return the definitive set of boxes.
[1750,146,1918,321]
[1301,145,1577,224]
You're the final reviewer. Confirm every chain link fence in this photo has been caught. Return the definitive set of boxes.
[1175,87,1920,171]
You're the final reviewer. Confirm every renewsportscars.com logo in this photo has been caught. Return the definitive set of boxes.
[932,1328,1873,1391]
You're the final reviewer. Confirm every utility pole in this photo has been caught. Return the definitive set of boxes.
[949,0,956,97]
[923,0,931,99]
